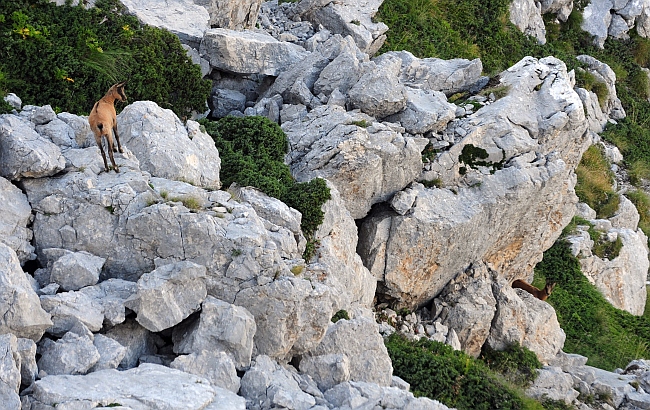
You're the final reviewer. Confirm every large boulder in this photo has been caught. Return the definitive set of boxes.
[40,290,105,337]
[0,114,65,180]
[125,261,208,332]
[200,28,309,76]
[37,322,100,376]
[383,87,457,135]
[103,319,160,369]
[359,56,590,308]
[0,177,35,264]
[282,105,428,219]
[0,244,52,341]
[385,51,486,96]
[120,0,210,48]
[0,334,20,408]
[509,0,547,44]
[192,0,262,30]
[576,54,626,120]
[25,363,245,409]
[301,313,393,386]
[48,250,105,291]
[117,101,221,189]
[487,279,566,364]
[348,55,408,118]
[171,350,241,393]
[173,296,256,370]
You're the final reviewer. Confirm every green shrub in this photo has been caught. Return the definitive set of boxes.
[200,116,331,260]
[331,310,350,323]
[592,235,623,260]
[386,334,534,410]
[626,190,650,239]
[535,240,650,370]
[480,343,542,388]
[575,145,619,218]
[0,0,210,118]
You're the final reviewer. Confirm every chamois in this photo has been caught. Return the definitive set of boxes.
[511,279,556,301]
[89,81,127,173]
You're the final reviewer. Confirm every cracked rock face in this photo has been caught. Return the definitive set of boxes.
[0,177,35,264]
[358,56,590,308]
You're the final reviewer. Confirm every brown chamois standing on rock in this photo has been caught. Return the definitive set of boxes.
[511,279,556,301]
[89,81,127,173]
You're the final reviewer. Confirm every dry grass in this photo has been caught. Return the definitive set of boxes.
[575,145,619,218]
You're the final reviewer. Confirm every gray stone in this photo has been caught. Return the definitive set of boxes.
[40,290,104,337]
[171,350,240,393]
[182,44,212,77]
[0,383,19,410]
[510,0,546,44]
[488,278,566,364]
[0,114,66,181]
[387,51,485,95]
[300,353,350,391]
[568,364,636,408]
[35,118,77,148]
[390,185,419,215]
[0,244,52,341]
[575,87,608,133]
[313,49,365,97]
[0,334,20,394]
[57,112,94,148]
[211,88,247,118]
[539,0,573,20]
[240,355,316,410]
[611,194,640,230]
[29,363,238,409]
[49,250,105,291]
[118,101,221,189]
[384,87,457,135]
[104,319,159,369]
[120,0,209,48]
[526,366,580,404]
[78,279,137,328]
[577,55,626,120]
[0,176,35,264]
[200,28,309,76]
[16,338,37,387]
[283,105,427,219]
[192,0,261,30]
[31,105,57,125]
[37,323,100,376]
[173,296,256,370]
[348,56,408,118]
[581,0,614,48]
[296,0,388,54]
[3,93,21,110]
[303,315,393,386]
[322,381,452,410]
[89,334,127,372]
[125,261,208,332]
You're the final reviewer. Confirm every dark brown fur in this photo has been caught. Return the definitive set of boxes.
[512,279,556,301]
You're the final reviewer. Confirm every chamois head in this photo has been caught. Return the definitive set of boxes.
[108,81,127,103]
[511,279,557,301]
[542,282,557,299]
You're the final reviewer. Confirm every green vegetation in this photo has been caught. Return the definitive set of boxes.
[575,145,620,219]
[0,0,210,117]
[331,309,350,323]
[480,343,541,387]
[534,240,650,370]
[200,116,331,260]
[458,144,504,175]
[386,334,546,410]
[170,195,202,211]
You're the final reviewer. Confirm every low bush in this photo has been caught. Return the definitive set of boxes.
[480,342,542,388]
[0,0,210,118]
[200,116,331,260]
[575,145,619,218]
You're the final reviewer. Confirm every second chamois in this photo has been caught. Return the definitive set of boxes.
[88,81,127,173]
[511,279,556,301]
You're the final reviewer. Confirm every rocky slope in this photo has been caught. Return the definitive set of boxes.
[1,0,650,408]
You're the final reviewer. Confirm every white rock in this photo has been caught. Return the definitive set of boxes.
[171,350,241,393]
[0,176,35,264]
[49,250,105,291]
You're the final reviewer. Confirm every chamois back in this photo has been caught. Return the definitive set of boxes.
[512,279,556,301]
[89,81,127,172]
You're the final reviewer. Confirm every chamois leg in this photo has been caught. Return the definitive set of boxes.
[113,126,124,153]
[97,137,110,173]
[106,136,120,173]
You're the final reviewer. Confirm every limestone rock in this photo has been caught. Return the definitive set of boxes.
[581,0,614,48]
[0,244,52,341]
[117,101,221,189]
[0,334,20,394]
[171,350,241,393]
[173,296,256,370]
[283,105,428,219]
[302,315,393,386]
[384,87,457,135]
[526,366,580,404]
[89,334,127,372]
[539,0,573,20]
[611,194,640,230]
[211,88,247,118]
[387,51,485,96]
[433,263,498,357]
[0,114,66,181]
[509,0,546,44]
[28,363,244,409]
[17,338,37,388]
[575,87,608,133]
[348,55,408,118]
[577,55,626,120]
[323,381,452,410]
[37,323,100,376]
[57,112,93,148]
[313,46,365,97]
[295,0,388,54]
[200,28,309,76]
[120,0,209,48]
[487,279,566,364]
[0,176,35,264]
[3,93,21,110]
[240,355,317,410]
[40,290,104,337]
[78,279,137,328]
[104,319,159,369]
[299,353,350,391]
[49,250,105,291]
[125,261,208,332]
[359,57,589,308]
[192,0,262,29]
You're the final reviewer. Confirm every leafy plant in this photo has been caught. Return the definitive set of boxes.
[575,145,619,219]
[331,310,350,323]
[480,342,542,388]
